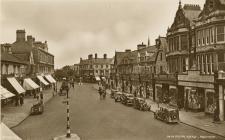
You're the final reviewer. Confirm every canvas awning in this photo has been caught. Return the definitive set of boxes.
[23,78,40,90]
[1,123,22,140]
[101,77,106,81]
[7,77,25,94]
[95,76,100,81]
[37,76,49,85]
[45,75,56,83]
[0,85,15,100]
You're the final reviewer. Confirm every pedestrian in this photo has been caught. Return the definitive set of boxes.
[98,84,103,100]
[19,95,24,106]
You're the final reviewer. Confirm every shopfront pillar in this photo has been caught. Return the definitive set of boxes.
[219,85,224,121]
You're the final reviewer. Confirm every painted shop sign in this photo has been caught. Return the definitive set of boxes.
[178,70,214,89]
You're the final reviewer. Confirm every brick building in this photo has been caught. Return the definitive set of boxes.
[11,30,54,76]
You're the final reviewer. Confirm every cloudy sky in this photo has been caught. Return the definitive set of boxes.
[1,0,205,68]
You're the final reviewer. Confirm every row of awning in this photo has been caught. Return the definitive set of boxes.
[1,75,56,100]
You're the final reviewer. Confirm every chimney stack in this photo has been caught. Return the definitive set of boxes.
[104,54,107,59]
[16,30,26,42]
[27,35,33,45]
[95,53,97,59]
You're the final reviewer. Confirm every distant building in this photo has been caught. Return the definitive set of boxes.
[79,53,113,82]
[11,30,54,76]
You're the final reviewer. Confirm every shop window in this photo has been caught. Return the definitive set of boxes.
[206,92,215,114]
[217,25,225,42]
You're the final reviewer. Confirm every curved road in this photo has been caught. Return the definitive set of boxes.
[13,83,225,140]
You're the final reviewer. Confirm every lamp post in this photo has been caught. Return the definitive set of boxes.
[53,80,80,140]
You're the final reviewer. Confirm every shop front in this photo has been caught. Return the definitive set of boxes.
[179,69,214,113]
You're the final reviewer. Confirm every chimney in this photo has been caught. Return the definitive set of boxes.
[27,35,33,45]
[16,30,26,42]
[95,53,97,59]
[137,42,146,50]
[104,54,107,59]
[32,37,35,42]
[88,54,93,60]
[125,49,131,52]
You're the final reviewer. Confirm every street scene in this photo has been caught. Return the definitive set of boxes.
[1,0,225,140]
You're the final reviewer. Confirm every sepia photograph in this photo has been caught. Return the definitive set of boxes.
[0,0,225,139]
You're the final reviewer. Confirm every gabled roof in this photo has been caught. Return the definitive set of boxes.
[1,52,27,64]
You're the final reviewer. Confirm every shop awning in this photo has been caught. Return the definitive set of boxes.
[95,76,100,81]
[45,75,56,83]
[7,77,25,94]
[1,123,22,140]
[101,77,106,81]
[37,76,49,85]
[23,78,40,90]
[0,85,15,100]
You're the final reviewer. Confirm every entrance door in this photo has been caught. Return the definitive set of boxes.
[178,86,184,108]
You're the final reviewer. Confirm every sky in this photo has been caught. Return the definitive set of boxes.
[1,0,205,69]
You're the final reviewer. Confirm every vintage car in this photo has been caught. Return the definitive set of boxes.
[121,93,134,106]
[30,102,44,115]
[114,91,123,102]
[154,107,179,123]
[133,97,151,111]
[110,89,118,98]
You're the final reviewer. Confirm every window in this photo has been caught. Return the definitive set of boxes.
[209,0,214,10]
[206,28,210,44]
[181,35,188,50]
[217,25,225,42]
[218,52,225,62]
[160,66,163,73]
[182,58,186,72]
[198,31,201,46]
[101,65,103,68]
[210,27,214,43]
[160,53,163,61]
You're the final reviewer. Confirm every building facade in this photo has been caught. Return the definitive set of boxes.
[79,53,113,82]
[11,30,54,76]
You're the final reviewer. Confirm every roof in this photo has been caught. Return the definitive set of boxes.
[92,58,114,64]
[115,51,130,65]
[1,52,27,64]
[80,58,113,65]
[147,51,158,62]
[11,41,32,53]
[183,9,201,22]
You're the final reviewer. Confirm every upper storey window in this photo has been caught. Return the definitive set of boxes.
[217,25,225,42]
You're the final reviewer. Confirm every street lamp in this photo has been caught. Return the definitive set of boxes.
[53,80,80,140]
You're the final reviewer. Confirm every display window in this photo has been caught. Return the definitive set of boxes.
[205,91,215,114]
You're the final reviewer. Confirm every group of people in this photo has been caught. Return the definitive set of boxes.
[15,94,24,106]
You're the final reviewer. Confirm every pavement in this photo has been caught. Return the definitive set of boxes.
[92,84,225,138]
[1,82,61,128]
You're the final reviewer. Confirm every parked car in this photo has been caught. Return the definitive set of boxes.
[133,97,151,111]
[114,91,123,102]
[30,103,44,115]
[121,93,134,106]
[154,107,179,123]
